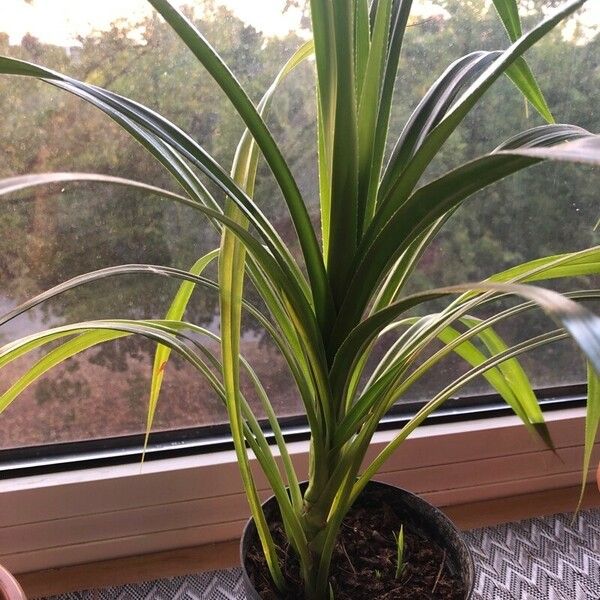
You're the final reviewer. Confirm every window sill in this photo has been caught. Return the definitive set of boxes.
[14,482,600,599]
[1,407,599,574]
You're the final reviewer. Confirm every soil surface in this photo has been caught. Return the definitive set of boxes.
[245,488,466,599]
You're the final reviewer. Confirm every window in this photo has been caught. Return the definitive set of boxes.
[0,0,598,462]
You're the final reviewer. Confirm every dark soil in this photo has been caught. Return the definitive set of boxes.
[245,488,466,599]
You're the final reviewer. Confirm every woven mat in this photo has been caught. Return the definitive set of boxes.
[43,508,600,600]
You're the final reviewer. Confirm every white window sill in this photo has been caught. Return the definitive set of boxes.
[0,407,598,574]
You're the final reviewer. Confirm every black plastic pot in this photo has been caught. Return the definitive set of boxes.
[240,479,474,599]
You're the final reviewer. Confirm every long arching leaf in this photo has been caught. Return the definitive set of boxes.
[335,126,599,345]
[334,289,600,448]
[366,0,413,224]
[577,363,600,512]
[381,51,501,197]
[219,40,317,529]
[0,56,315,312]
[326,0,360,307]
[357,0,393,236]
[145,249,219,455]
[330,281,600,403]
[0,168,328,378]
[373,0,586,233]
[147,0,332,334]
[352,328,569,500]
[492,0,553,122]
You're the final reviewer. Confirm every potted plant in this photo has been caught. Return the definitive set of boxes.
[0,0,599,598]
[0,565,26,600]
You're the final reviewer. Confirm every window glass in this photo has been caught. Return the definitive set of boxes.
[0,0,598,449]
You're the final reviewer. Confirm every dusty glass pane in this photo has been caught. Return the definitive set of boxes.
[0,0,598,448]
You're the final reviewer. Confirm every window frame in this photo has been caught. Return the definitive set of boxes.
[0,386,598,575]
[0,383,587,477]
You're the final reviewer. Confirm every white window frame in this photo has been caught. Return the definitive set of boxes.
[0,407,598,574]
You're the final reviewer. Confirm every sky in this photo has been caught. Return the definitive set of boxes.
[4,0,304,45]
[1,0,598,47]
[0,0,452,46]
